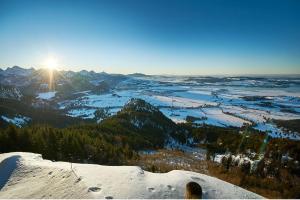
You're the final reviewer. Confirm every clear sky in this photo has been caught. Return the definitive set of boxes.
[0,0,299,75]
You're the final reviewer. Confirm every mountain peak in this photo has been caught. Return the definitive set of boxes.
[122,98,160,113]
[11,65,22,69]
[4,66,33,76]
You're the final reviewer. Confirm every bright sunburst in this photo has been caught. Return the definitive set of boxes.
[43,55,59,91]
[44,56,58,70]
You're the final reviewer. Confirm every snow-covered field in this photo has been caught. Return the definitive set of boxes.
[37,91,56,100]
[58,76,300,140]
[0,152,263,199]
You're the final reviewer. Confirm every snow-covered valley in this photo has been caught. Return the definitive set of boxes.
[1,67,299,141]
[58,75,300,140]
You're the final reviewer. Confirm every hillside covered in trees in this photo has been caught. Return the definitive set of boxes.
[0,99,189,164]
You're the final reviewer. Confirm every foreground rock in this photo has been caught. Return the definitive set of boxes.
[0,152,263,199]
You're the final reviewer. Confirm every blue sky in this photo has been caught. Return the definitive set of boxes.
[0,0,299,75]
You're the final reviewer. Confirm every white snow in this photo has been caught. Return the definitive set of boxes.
[213,154,262,173]
[67,108,97,119]
[153,95,218,108]
[0,152,264,199]
[37,91,56,100]
[254,123,300,140]
[213,154,225,163]
[57,76,300,139]
[200,107,251,127]
[1,115,31,127]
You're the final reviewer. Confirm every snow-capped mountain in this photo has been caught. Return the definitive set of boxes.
[1,66,34,77]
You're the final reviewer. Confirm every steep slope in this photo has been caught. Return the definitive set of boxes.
[0,98,89,128]
[0,85,22,100]
[0,152,264,199]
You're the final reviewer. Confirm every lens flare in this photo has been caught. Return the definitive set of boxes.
[43,55,58,91]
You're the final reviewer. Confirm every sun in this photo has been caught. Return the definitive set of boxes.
[43,55,59,91]
[44,56,58,70]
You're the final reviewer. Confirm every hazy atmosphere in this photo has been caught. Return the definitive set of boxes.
[1,0,300,74]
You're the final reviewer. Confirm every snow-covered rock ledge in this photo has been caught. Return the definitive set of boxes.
[0,152,264,199]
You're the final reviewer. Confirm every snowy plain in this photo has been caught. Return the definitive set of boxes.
[58,76,300,140]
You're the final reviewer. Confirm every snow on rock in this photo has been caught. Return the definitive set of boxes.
[213,154,262,173]
[37,91,56,100]
[0,153,90,199]
[0,152,264,199]
[0,86,22,100]
[213,154,225,163]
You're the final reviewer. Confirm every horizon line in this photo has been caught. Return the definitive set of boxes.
[1,65,300,77]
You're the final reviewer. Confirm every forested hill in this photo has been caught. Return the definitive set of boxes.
[0,98,190,164]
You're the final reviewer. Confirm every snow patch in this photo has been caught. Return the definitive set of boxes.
[1,115,31,127]
[67,108,97,119]
[37,91,56,100]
